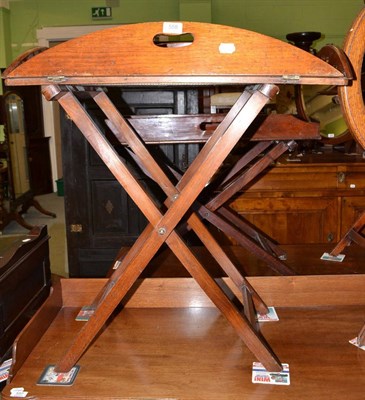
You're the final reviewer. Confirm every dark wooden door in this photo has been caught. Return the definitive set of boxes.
[61,88,200,277]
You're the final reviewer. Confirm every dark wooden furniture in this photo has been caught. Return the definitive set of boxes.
[0,91,56,232]
[1,75,53,196]
[228,152,365,245]
[0,225,51,362]
[1,18,356,380]
[28,137,53,195]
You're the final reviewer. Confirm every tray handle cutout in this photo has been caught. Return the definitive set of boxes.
[153,32,194,48]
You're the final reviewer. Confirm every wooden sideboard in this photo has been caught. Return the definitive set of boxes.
[0,225,51,363]
[228,151,365,245]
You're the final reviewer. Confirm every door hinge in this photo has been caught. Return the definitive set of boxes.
[282,74,300,82]
[47,75,67,83]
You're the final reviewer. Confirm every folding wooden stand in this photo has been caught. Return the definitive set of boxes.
[46,83,284,372]
[3,21,351,378]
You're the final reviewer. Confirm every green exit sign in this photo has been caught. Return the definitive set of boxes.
[91,7,112,19]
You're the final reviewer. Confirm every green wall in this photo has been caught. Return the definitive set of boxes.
[7,0,180,62]
[0,6,11,69]
[1,0,364,66]
[212,0,363,46]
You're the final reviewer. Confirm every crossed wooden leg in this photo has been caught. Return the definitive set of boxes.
[124,112,318,275]
[330,212,365,347]
[357,324,365,347]
[43,84,283,373]
[200,140,296,274]
[330,211,365,256]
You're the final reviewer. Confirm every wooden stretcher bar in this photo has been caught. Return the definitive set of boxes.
[116,113,320,144]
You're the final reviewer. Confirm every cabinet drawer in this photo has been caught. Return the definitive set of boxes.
[337,165,365,191]
[245,165,339,193]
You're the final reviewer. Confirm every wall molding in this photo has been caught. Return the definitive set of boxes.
[36,25,118,44]
[36,25,118,190]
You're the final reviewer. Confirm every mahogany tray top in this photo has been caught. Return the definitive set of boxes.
[2,21,349,87]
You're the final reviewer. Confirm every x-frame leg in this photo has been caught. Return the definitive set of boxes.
[200,140,297,274]
[125,114,301,274]
[127,139,294,276]
[329,212,365,347]
[122,124,295,275]
[112,111,316,275]
[357,324,365,347]
[330,211,365,256]
[93,90,282,330]
[93,90,273,314]
[43,84,283,374]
